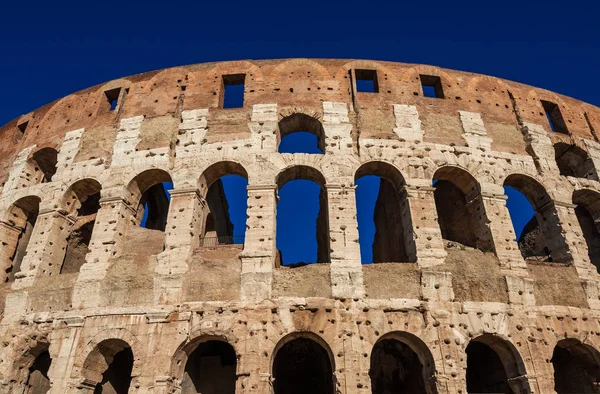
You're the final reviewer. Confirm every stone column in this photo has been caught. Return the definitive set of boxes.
[47,321,83,394]
[72,196,136,309]
[0,222,23,282]
[480,190,528,273]
[405,183,447,268]
[326,184,364,299]
[153,188,204,305]
[14,208,71,286]
[240,185,277,301]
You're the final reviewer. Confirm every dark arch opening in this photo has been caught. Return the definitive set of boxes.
[355,162,416,264]
[181,340,237,394]
[273,337,334,394]
[369,339,429,394]
[278,113,325,154]
[276,166,329,266]
[552,340,600,393]
[573,190,600,273]
[433,167,493,252]
[93,347,133,394]
[4,196,40,282]
[504,174,570,263]
[466,335,529,394]
[128,169,173,232]
[31,148,58,183]
[60,179,101,274]
[554,143,598,180]
[25,350,51,394]
[199,162,249,246]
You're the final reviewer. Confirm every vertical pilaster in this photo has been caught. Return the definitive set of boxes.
[405,183,447,268]
[72,196,136,309]
[323,102,354,155]
[240,185,277,301]
[480,192,528,273]
[153,188,203,305]
[326,184,364,299]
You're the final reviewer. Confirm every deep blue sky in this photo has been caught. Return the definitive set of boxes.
[1,0,596,263]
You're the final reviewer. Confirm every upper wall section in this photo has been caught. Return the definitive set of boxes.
[1,58,599,185]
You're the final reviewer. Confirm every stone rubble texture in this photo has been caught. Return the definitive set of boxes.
[0,59,598,393]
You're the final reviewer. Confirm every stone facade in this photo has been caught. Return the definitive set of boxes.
[0,59,599,393]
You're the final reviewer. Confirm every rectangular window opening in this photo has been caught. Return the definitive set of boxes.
[104,88,121,111]
[222,74,245,109]
[541,100,568,134]
[420,75,444,98]
[355,69,379,93]
[17,121,29,134]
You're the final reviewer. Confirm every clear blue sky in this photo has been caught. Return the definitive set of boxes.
[1,0,596,264]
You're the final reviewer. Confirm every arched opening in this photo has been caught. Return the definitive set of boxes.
[127,169,173,232]
[554,143,598,180]
[25,350,52,394]
[552,339,600,393]
[276,166,329,266]
[81,339,133,394]
[60,179,101,274]
[355,162,416,264]
[466,335,530,394]
[199,162,248,246]
[573,190,600,272]
[433,167,493,252]
[369,333,438,394]
[272,334,334,394]
[2,196,40,282]
[278,113,325,154]
[181,340,237,394]
[504,174,570,263]
[30,148,58,183]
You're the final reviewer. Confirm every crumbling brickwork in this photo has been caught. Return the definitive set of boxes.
[0,59,600,393]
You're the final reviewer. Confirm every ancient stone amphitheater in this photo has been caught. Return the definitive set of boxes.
[0,58,600,394]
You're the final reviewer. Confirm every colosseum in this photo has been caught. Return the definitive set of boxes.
[0,58,600,393]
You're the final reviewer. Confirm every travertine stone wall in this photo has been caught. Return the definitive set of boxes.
[0,59,600,393]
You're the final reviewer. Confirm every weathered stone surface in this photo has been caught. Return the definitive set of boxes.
[0,59,599,393]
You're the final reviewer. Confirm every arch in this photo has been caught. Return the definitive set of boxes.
[271,332,335,394]
[198,161,249,245]
[432,166,494,251]
[552,339,600,393]
[355,161,416,263]
[276,166,329,265]
[126,169,173,231]
[504,174,571,263]
[369,331,438,394]
[278,113,325,154]
[59,179,102,274]
[554,142,598,180]
[80,338,134,393]
[4,338,52,394]
[29,147,58,183]
[172,336,237,394]
[573,189,600,272]
[466,334,531,393]
[2,195,41,281]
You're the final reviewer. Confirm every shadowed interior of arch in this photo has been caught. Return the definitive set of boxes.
[273,337,333,394]
[278,113,325,154]
[201,175,248,245]
[552,339,600,393]
[139,182,172,230]
[181,340,237,394]
[25,350,51,394]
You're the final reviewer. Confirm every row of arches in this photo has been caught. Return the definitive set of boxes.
[4,159,600,277]
[18,331,600,393]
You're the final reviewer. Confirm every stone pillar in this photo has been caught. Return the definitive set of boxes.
[326,184,364,299]
[72,196,136,309]
[405,183,447,268]
[0,221,23,282]
[15,208,71,286]
[322,102,355,155]
[240,185,277,301]
[480,190,528,273]
[47,322,83,394]
[154,188,204,304]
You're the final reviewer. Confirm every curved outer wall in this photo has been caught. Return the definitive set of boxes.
[0,59,600,393]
